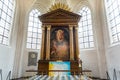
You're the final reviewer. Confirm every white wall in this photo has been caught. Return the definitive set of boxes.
[0,45,14,80]
[19,3,41,77]
[11,0,37,78]
[74,0,107,79]
[106,45,120,79]
[92,0,107,78]
[21,49,40,77]
[80,49,100,77]
[101,0,120,79]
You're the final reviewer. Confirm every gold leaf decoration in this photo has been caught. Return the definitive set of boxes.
[48,3,71,12]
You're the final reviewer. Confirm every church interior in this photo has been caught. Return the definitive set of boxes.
[0,0,120,80]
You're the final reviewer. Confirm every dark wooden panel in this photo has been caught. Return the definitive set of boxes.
[38,60,49,75]
[70,60,82,75]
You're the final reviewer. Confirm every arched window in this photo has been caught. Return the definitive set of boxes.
[0,0,15,45]
[26,9,42,49]
[105,0,120,43]
[78,7,94,49]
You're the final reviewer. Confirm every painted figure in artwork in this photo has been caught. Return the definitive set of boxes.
[51,29,69,60]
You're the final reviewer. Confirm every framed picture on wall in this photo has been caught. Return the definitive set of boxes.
[28,52,38,66]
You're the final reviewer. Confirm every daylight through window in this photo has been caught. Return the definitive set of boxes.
[0,0,15,45]
[78,7,94,49]
[105,0,120,43]
[26,9,42,49]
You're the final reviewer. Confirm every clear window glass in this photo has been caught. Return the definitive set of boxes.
[78,7,94,49]
[105,0,120,43]
[26,9,42,49]
[0,0,15,45]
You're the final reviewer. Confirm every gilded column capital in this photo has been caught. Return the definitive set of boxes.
[73,25,77,27]
[75,27,78,30]
[69,25,73,26]
[69,25,73,30]
[42,27,45,30]
[47,25,51,30]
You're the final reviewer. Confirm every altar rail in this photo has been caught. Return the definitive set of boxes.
[26,69,91,76]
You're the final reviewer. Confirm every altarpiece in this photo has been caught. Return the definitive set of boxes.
[38,9,82,75]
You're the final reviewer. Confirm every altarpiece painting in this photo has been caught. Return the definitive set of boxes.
[50,27,69,60]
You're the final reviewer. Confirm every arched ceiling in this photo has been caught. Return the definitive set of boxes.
[33,0,84,14]
[32,0,98,14]
[18,0,98,15]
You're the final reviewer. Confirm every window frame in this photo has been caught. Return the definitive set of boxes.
[26,9,42,50]
[0,0,15,46]
[78,6,95,49]
[105,0,120,44]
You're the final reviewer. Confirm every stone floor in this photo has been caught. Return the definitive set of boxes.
[12,75,104,80]
[28,75,92,80]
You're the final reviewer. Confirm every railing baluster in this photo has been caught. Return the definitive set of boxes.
[0,69,2,80]
[113,69,117,80]
[106,71,111,80]
[118,71,120,80]
[6,71,11,80]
